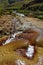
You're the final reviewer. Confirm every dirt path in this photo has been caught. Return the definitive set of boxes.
[25,17,43,28]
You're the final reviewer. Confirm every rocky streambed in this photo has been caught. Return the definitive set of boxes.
[0,15,43,65]
[0,15,43,45]
[0,15,33,37]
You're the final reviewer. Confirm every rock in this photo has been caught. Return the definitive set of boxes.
[13,17,22,31]
[32,27,43,47]
[15,29,38,44]
[23,28,34,33]
[22,22,32,30]
[0,15,15,37]
[0,27,3,31]
[36,31,43,47]
[0,36,9,45]
[0,40,43,65]
[36,38,43,47]
[13,17,32,31]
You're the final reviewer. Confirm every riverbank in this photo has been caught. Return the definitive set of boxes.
[0,14,43,38]
[26,17,43,28]
[18,16,43,28]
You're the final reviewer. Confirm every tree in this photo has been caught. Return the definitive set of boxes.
[34,0,43,3]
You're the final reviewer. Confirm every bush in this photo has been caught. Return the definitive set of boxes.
[37,15,43,19]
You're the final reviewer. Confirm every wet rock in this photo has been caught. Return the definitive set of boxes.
[0,36,8,46]
[33,27,43,47]
[36,38,43,47]
[15,29,38,44]
[36,32,43,47]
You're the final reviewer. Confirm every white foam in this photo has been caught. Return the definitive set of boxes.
[26,45,34,58]
[3,31,22,45]
[3,38,14,45]
[16,13,25,17]
[16,59,25,65]
[12,31,22,38]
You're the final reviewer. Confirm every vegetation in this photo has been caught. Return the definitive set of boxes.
[0,0,43,19]
[36,15,43,19]
[0,0,9,15]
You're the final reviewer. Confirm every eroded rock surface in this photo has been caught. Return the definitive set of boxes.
[0,15,15,37]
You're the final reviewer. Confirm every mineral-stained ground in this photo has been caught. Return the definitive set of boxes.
[0,15,15,37]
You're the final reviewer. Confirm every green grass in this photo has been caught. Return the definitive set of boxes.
[7,0,33,9]
[16,10,30,15]
[29,3,43,8]
[36,15,43,19]
[0,0,43,20]
[0,0,9,15]
[0,3,4,15]
[16,9,43,20]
